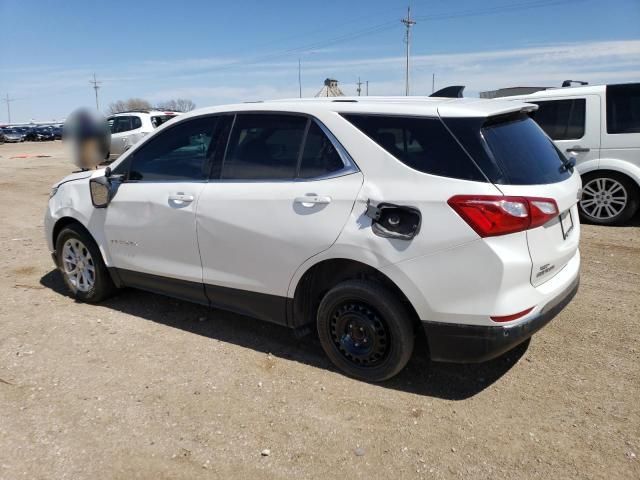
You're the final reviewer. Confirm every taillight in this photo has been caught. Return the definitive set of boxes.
[448,195,558,237]
[491,307,534,322]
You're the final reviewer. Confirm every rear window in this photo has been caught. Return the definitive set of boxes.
[481,115,571,185]
[607,84,640,134]
[342,114,485,181]
[151,115,177,128]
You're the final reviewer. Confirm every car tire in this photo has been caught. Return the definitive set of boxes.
[579,172,639,225]
[55,224,116,303]
[317,279,414,382]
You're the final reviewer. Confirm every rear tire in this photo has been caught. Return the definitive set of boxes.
[55,224,116,303]
[579,172,639,225]
[317,280,414,382]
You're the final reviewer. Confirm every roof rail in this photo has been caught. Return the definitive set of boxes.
[430,86,465,98]
[561,80,589,87]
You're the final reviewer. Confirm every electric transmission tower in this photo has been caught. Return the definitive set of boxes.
[90,73,102,111]
[401,6,416,96]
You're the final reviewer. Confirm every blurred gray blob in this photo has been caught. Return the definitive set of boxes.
[64,108,111,170]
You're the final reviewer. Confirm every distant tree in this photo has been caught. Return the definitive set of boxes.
[157,98,196,112]
[107,98,152,114]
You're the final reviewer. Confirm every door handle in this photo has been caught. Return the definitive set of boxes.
[168,193,194,203]
[294,195,332,207]
[566,146,590,153]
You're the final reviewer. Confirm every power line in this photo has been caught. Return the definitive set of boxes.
[3,94,15,123]
[89,73,102,111]
[401,6,416,96]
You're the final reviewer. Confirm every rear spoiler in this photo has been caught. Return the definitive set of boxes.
[430,86,465,98]
[437,99,538,119]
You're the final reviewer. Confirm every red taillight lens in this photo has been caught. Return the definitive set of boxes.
[448,195,558,237]
[490,307,534,322]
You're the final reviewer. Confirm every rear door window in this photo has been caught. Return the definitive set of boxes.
[298,121,345,178]
[481,115,571,185]
[607,84,640,134]
[221,114,307,180]
[342,114,485,181]
[112,116,132,133]
[529,99,586,140]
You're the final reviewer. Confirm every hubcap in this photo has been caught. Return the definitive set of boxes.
[61,238,95,292]
[580,177,627,220]
[330,302,390,367]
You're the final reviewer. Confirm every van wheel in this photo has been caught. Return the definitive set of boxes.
[579,172,639,225]
[317,280,414,382]
[55,224,116,303]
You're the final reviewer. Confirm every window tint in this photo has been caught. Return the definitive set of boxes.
[128,116,218,181]
[222,114,307,180]
[342,114,485,181]
[112,116,132,134]
[607,84,640,134]
[482,116,571,185]
[529,99,585,140]
[131,116,142,129]
[299,121,345,178]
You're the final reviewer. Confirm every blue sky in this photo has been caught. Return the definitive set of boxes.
[1,0,639,122]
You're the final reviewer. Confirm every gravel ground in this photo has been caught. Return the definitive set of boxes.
[0,141,639,480]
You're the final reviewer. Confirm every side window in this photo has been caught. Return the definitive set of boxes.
[342,114,485,181]
[221,114,307,180]
[107,117,115,133]
[529,99,586,140]
[131,116,142,130]
[128,116,218,182]
[299,121,345,178]
[607,84,640,134]
[113,116,132,134]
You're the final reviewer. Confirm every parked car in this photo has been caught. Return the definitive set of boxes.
[45,98,581,381]
[1,127,26,143]
[507,83,640,225]
[106,110,179,161]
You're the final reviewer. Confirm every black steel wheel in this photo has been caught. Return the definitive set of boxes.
[317,279,414,382]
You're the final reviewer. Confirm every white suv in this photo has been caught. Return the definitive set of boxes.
[508,83,640,225]
[106,110,179,161]
[45,97,581,381]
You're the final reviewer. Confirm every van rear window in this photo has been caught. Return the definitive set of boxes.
[607,84,640,134]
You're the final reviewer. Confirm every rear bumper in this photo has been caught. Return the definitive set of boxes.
[422,274,579,363]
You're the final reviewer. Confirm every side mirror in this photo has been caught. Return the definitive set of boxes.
[89,176,112,208]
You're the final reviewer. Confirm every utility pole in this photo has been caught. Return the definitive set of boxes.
[298,59,302,98]
[366,81,369,96]
[90,73,102,111]
[356,77,363,96]
[432,73,435,93]
[401,6,416,96]
[3,94,14,124]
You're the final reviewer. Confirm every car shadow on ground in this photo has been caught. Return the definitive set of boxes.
[40,269,528,401]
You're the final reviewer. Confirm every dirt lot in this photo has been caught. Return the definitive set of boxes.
[0,141,638,480]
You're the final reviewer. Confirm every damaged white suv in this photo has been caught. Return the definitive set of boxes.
[45,97,581,381]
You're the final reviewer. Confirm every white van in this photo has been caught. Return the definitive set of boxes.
[509,83,640,225]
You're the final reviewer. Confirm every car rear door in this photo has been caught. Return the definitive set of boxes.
[196,112,363,324]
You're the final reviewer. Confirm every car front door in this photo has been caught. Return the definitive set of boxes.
[103,115,222,303]
[196,113,363,324]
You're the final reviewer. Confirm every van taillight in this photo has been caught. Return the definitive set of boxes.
[447,195,558,237]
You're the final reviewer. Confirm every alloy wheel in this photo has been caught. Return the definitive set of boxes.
[580,177,628,220]
[61,238,96,292]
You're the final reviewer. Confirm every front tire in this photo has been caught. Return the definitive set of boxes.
[317,280,414,382]
[579,172,639,225]
[55,224,116,302]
